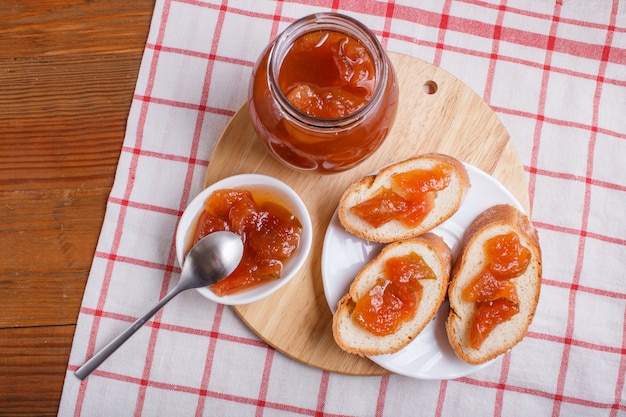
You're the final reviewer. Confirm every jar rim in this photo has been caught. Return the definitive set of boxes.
[267,12,389,129]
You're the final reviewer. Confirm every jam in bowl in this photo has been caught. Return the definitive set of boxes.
[248,13,399,174]
[176,174,313,305]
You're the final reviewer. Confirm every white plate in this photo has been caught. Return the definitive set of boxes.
[321,163,524,379]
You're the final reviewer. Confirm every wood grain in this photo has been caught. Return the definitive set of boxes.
[0,1,155,415]
[204,53,529,375]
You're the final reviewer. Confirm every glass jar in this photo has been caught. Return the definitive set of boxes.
[248,13,399,174]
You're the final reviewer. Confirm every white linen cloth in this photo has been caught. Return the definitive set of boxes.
[59,1,626,416]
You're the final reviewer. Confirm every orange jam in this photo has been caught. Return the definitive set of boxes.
[192,188,302,296]
[249,13,398,173]
[353,252,436,336]
[350,164,452,228]
[462,232,531,349]
[279,30,375,119]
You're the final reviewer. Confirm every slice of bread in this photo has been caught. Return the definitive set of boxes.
[446,204,542,365]
[333,233,452,356]
[338,154,470,243]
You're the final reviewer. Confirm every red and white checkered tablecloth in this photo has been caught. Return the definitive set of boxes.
[59,1,626,416]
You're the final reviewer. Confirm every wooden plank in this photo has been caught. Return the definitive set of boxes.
[0,0,155,414]
[0,325,75,417]
[0,54,141,190]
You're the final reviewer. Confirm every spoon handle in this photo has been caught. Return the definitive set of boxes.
[74,286,184,380]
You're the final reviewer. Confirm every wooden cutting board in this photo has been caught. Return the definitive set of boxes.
[203,52,530,375]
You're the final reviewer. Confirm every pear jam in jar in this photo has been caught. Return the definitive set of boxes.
[249,13,398,174]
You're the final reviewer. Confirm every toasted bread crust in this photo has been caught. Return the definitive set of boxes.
[446,204,542,365]
[333,233,452,356]
[338,154,470,243]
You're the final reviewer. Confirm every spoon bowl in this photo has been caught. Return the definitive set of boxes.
[177,230,245,291]
[74,231,244,380]
[176,174,313,305]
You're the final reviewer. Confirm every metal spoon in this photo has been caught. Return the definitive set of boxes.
[74,230,244,380]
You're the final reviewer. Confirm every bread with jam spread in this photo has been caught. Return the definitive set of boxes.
[338,154,470,243]
[446,204,542,365]
[333,233,452,356]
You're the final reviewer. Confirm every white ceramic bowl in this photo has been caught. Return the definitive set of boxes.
[176,174,313,305]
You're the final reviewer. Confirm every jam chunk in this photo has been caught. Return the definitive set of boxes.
[348,187,434,229]
[193,189,302,296]
[279,30,375,118]
[470,298,520,349]
[353,252,435,336]
[350,165,451,228]
[464,232,531,349]
[484,230,532,279]
[463,270,519,305]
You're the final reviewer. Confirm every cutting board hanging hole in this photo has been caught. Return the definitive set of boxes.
[423,80,438,94]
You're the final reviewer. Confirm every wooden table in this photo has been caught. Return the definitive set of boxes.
[0,1,155,414]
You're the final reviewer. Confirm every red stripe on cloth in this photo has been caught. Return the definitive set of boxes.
[433,0,453,67]
[73,364,354,416]
[498,106,626,142]
[74,305,268,349]
[456,375,624,411]
[495,348,512,417]
[72,0,175,415]
[270,0,284,39]
[435,380,448,417]
[144,44,255,68]
[106,197,184,217]
[485,4,511,410]
[378,1,626,69]
[380,0,396,49]
[386,28,626,89]
[458,0,621,33]
[132,94,237,117]
[538,209,626,245]
[93,251,179,273]
[527,167,626,195]
[487,9,515,412]
[205,3,288,413]
[132,0,233,412]
[390,3,445,31]
[552,1,620,415]
[526,330,625,356]
[120,141,211,171]
[176,0,284,20]
[254,348,276,416]
[538,278,626,302]
[54,356,583,417]
[148,1,626,87]
[315,371,330,417]
[483,0,507,104]
[610,307,626,417]
[194,300,222,417]
[394,2,626,65]
[376,375,390,417]
[519,3,561,413]
[527,1,560,214]
[377,1,626,89]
